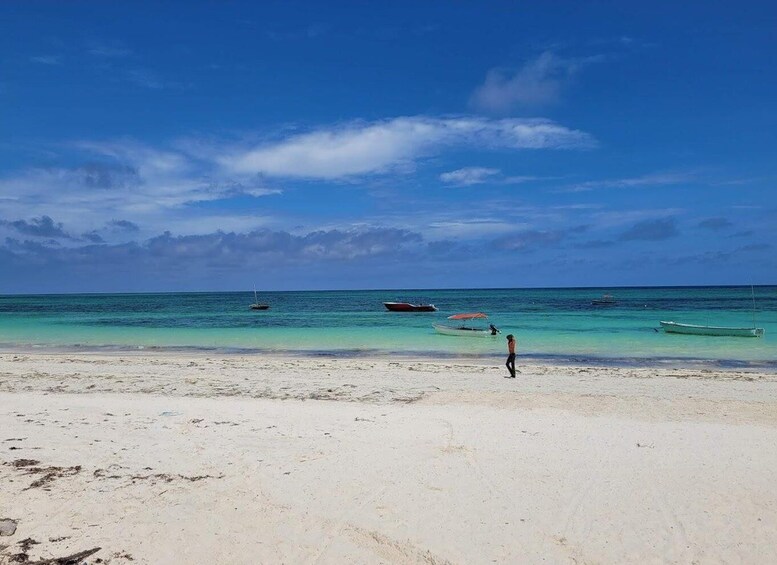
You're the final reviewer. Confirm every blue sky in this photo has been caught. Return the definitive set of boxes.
[1,1,775,292]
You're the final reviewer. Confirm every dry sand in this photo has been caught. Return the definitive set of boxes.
[1,352,777,564]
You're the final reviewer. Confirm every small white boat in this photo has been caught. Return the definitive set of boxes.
[432,324,493,337]
[433,312,499,337]
[592,293,616,305]
[659,321,764,338]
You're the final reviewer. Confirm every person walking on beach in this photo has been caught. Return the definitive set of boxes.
[505,334,517,378]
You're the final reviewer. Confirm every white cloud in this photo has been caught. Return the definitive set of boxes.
[427,218,525,239]
[440,167,500,186]
[590,208,685,229]
[562,172,692,192]
[0,115,593,239]
[501,175,549,184]
[120,69,188,90]
[152,213,276,236]
[440,167,557,187]
[470,51,602,113]
[87,44,132,58]
[124,69,166,89]
[76,141,187,172]
[30,55,62,65]
[220,116,595,179]
[0,141,281,235]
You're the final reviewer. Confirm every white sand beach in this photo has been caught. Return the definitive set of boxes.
[2,353,777,564]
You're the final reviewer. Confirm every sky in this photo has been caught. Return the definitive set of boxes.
[1,1,776,293]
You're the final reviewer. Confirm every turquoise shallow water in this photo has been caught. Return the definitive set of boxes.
[0,287,775,366]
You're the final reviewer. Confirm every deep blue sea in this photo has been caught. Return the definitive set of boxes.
[1,287,775,367]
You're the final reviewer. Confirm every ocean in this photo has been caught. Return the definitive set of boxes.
[0,287,775,367]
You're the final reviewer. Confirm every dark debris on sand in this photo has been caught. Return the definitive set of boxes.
[2,539,101,565]
[8,460,39,468]
[2,459,81,491]
[128,472,223,484]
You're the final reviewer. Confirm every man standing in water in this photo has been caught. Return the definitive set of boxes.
[505,334,517,378]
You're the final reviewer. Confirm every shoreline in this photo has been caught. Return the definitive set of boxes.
[2,344,776,371]
[3,351,777,563]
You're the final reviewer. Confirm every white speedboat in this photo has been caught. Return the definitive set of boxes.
[659,321,764,338]
[433,312,499,337]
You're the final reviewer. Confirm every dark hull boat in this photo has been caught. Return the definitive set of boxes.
[250,288,269,310]
[384,302,437,312]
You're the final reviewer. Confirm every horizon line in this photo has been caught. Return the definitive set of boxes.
[1,283,774,298]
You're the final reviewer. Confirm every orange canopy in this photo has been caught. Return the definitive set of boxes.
[447,312,488,320]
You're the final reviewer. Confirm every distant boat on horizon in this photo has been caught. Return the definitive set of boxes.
[384,301,437,312]
[250,288,269,311]
[591,293,617,306]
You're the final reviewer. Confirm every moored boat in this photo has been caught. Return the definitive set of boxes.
[384,302,437,312]
[659,321,764,338]
[433,312,499,337]
[591,294,616,305]
[250,288,269,310]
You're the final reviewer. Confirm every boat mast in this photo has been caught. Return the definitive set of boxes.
[751,285,757,328]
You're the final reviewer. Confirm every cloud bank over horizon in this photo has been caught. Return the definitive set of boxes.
[1,207,772,292]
